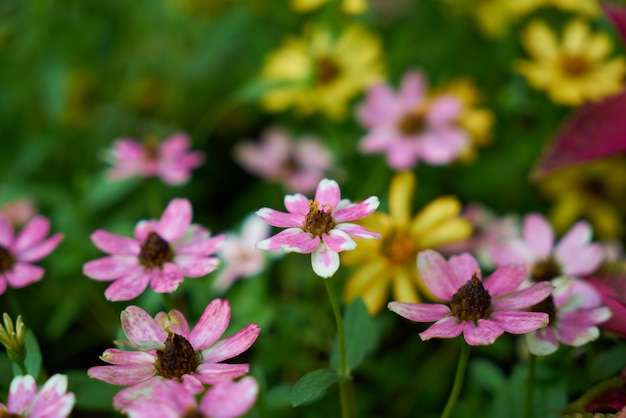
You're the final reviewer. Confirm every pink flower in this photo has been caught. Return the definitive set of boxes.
[106,133,204,185]
[233,126,335,193]
[87,299,260,412]
[388,250,553,346]
[0,374,75,418]
[357,70,469,170]
[0,198,37,227]
[83,198,224,301]
[213,214,271,293]
[491,213,604,282]
[588,269,626,338]
[0,213,63,296]
[256,178,381,278]
[124,377,258,418]
[525,277,611,355]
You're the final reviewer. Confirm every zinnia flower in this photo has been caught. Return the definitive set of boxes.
[256,178,381,278]
[260,24,384,119]
[343,171,472,314]
[0,374,75,418]
[357,70,469,170]
[88,299,260,411]
[515,19,626,106]
[83,198,224,301]
[106,133,204,185]
[124,377,258,418]
[233,126,335,193]
[0,213,63,296]
[388,250,553,345]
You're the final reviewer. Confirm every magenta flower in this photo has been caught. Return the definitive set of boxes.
[256,178,381,278]
[525,277,611,355]
[106,133,204,185]
[88,299,260,411]
[83,198,224,301]
[233,126,335,193]
[0,213,63,296]
[588,269,626,338]
[388,250,553,346]
[124,377,258,418]
[491,213,603,282]
[0,374,75,418]
[357,70,469,170]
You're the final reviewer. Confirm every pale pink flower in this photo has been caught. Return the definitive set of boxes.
[256,178,381,278]
[83,198,224,301]
[233,126,335,193]
[525,277,611,355]
[213,214,271,293]
[388,250,553,346]
[0,374,75,418]
[124,377,258,418]
[357,70,469,170]
[0,213,63,296]
[87,299,260,412]
[0,198,37,227]
[106,133,204,185]
[491,213,603,282]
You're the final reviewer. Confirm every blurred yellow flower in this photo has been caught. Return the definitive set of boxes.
[509,0,599,16]
[342,171,472,314]
[537,156,626,239]
[515,19,626,106]
[260,24,384,119]
[291,0,367,14]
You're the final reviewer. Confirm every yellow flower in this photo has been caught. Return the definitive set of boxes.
[260,24,384,120]
[508,0,599,16]
[515,19,626,106]
[342,171,472,314]
[291,0,367,14]
[536,156,626,239]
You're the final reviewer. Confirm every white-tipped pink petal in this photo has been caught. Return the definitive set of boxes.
[311,245,339,278]
[523,214,554,260]
[417,250,458,301]
[322,230,356,252]
[195,363,250,385]
[17,233,63,262]
[7,375,37,413]
[256,228,320,253]
[388,302,451,322]
[30,374,75,418]
[314,179,341,208]
[284,193,311,214]
[448,253,481,285]
[90,230,141,256]
[188,299,230,350]
[492,281,553,311]
[556,323,600,346]
[121,306,167,344]
[200,377,259,418]
[158,199,192,242]
[105,270,151,301]
[333,197,380,222]
[525,328,559,355]
[419,316,464,341]
[335,223,381,240]
[483,265,528,297]
[255,208,303,228]
[156,310,191,337]
[463,320,504,346]
[82,257,139,281]
[88,364,156,386]
[13,216,50,253]
[491,311,549,334]
[100,349,156,365]
[202,324,261,363]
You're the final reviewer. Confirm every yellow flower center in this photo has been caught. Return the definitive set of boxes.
[0,245,14,274]
[560,54,591,77]
[139,231,174,269]
[381,232,418,266]
[315,56,342,85]
[155,332,200,379]
[450,273,493,324]
[302,200,335,236]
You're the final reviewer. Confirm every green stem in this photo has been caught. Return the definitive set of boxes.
[523,354,537,418]
[324,278,356,418]
[441,342,471,418]
[144,177,162,219]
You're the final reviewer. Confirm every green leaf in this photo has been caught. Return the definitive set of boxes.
[590,343,626,383]
[65,370,117,411]
[291,368,341,407]
[330,297,375,372]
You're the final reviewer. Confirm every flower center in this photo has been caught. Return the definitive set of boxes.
[531,294,556,325]
[139,231,173,269]
[155,332,200,379]
[0,412,21,418]
[315,56,341,85]
[0,245,15,274]
[560,54,590,77]
[397,108,426,135]
[531,258,561,282]
[450,273,493,323]
[302,200,335,236]
[381,232,418,266]
[182,409,206,418]
[143,136,159,161]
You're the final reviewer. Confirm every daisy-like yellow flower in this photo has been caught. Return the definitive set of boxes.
[291,0,367,14]
[342,171,472,314]
[515,19,626,106]
[260,24,384,120]
[537,156,626,239]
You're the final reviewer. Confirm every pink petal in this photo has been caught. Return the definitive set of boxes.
[560,244,603,277]
[121,306,167,344]
[448,253,481,286]
[311,244,339,278]
[7,375,37,413]
[13,216,50,253]
[525,327,559,355]
[419,316,464,341]
[554,221,592,260]
[5,263,44,287]
[490,311,549,334]
[30,374,75,418]
[100,349,156,365]
[202,324,261,363]
[256,228,320,254]
[83,257,139,281]
[416,129,467,164]
[90,230,141,256]
[388,302,451,322]
[427,95,462,126]
[314,179,340,208]
[134,220,159,242]
[195,363,250,385]
[17,233,63,262]
[175,235,224,256]
[357,83,399,128]
[322,230,356,252]
[556,323,600,346]
[399,71,425,107]
[417,250,458,301]
[255,208,303,228]
[88,364,156,386]
[483,265,527,298]
[155,310,190,338]
[201,377,258,418]
[492,281,553,310]
[333,197,380,222]
[491,240,535,269]
[560,307,612,327]
[105,270,151,302]
[463,319,504,346]
[523,214,554,260]
[188,299,230,350]
[0,214,14,248]
[284,193,311,215]
[174,256,220,277]
[149,263,184,293]
[335,223,381,239]
[158,199,192,243]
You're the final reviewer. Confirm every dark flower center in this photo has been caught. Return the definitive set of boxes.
[139,231,173,269]
[143,137,159,161]
[397,108,426,135]
[316,56,341,85]
[531,294,556,325]
[560,54,590,77]
[302,200,335,236]
[182,409,206,418]
[450,273,493,323]
[0,245,14,274]
[531,258,561,282]
[155,332,200,379]
[381,232,418,266]
[0,412,21,418]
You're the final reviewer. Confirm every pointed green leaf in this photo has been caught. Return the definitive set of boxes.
[331,297,376,372]
[291,368,341,407]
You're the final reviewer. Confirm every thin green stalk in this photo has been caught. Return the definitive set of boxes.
[441,342,471,418]
[324,278,356,418]
[523,353,537,418]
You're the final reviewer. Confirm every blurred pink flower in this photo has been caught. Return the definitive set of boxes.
[256,178,381,278]
[588,268,626,338]
[0,213,63,295]
[213,214,271,293]
[83,198,224,301]
[124,377,258,418]
[357,70,469,170]
[88,299,260,412]
[233,126,335,193]
[525,277,611,355]
[388,250,552,346]
[491,213,604,282]
[106,133,204,185]
[0,374,75,418]
[0,198,37,227]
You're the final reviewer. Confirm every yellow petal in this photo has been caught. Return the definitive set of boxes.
[562,19,590,56]
[389,171,415,226]
[344,259,389,315]
[291,0,329,12]
[411,196,462,236]
[418,218,473,248]
[342,0,367,14]
[522,20,559,61]
[391,267,420,303]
